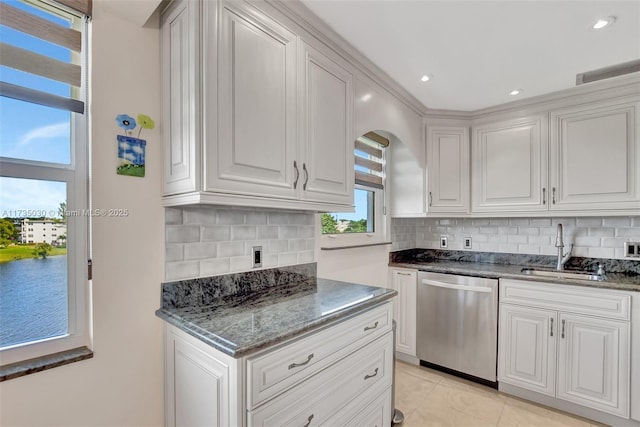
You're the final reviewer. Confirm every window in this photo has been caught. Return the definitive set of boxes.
[0,0,90,368]
[321,132,388,247]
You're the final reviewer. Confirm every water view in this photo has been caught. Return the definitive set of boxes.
[0,255,68,348]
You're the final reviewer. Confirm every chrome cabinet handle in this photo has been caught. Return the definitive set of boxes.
[293,161,299,189]
[552,187,556,204]
[543,187,546,205]
[561,319,566,339]
[303,163,309,190]
[397,272,412,276]
[288,353,314,370]
[429,191,433,206]
[550,317,554,337]
[303,414,314,427]
[364,367,379,380]
[364,321,378,331]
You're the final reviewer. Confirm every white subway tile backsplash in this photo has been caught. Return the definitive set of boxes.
[184,242,217,260]
[166,261,199,281]
[165,244,183,262]
[183,208,217,225]
[603,217,631,227]
[230,256,252,272]
[217,241,245,258]
[231,225,257,241]
[165,206,316,281]
[200,258,230,276]
[165,208,183,225]
[268,239,289,253]
[201,226,231,242]
[405,216,640,260]
[278,252,298,265]
[257,226,279,239]
[166,225,200,243]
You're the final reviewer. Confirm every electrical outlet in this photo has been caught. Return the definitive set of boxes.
[440,236,448,249]
[624,242,640,258]
[252,246,262,267]
[464,237,472,249]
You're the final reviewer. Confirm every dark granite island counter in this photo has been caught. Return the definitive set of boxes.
[156,265,396,357]
[156,263,397,427]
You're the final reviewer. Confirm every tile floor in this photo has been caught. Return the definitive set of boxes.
[395,361,606,427]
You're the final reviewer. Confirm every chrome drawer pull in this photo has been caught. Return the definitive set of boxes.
[288,353,314,370]
[364,321,379,331]
[303,414,314,427]
[561,319,566,339]
[364,367,379,380]
[550,317,554,337]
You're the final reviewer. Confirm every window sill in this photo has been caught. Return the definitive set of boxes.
[0,346,93,382]
[320,241,392,251]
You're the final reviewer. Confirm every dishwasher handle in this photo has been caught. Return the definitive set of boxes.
[420,279,493,293]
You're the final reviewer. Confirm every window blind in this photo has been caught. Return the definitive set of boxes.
[354,131,389,189]
[0,0,90,114]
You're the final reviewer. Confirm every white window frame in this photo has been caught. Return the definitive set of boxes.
[0,6,89,366]
[320,183,388,248]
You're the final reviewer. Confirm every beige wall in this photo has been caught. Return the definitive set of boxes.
[0,2,164,425]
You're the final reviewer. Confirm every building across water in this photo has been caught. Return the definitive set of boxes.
[19,219,67,246]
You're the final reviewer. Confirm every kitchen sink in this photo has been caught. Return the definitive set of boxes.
[520,268,606,281]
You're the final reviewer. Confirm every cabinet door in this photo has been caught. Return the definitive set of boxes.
[212,2,298,199]
[498,304,556,396]
[472,116,548,212]
[427,125,470,213]
[165,326,233,427]
[556,313,630,417]
[298,41,354,206]
[162,0,200,195]
[390,269,417,356]
[550,98,640,211]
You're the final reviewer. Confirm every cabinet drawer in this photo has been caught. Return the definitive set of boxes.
[325,385,392,427]
[248,332,393,426]
[247,302,392,409]
[500,279,630,320]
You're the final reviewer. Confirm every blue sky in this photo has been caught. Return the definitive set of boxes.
[0,0,72,216]
[330,188,370,222]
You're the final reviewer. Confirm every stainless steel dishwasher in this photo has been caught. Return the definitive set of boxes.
[416,271,498,387]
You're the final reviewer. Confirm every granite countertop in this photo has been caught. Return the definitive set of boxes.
[156,265,396,358]
[390,249,640,292]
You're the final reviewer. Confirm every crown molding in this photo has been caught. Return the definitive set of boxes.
[266,0,428,116]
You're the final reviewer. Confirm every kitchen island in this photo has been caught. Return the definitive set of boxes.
[156,263,396,427]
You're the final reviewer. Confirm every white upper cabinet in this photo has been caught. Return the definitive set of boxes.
[161,0,200,195]
[472,115,548,213]
[426,125,470,213]
[161,0,354,211]
[298,41,353,206]
[211,1,298,199]
[549,97,640,211]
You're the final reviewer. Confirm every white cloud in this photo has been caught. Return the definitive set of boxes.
[123,153,136,161]
[0,177,66,216]
[132,145,144,154]
[119,142,130,150]
[19,122,70,146]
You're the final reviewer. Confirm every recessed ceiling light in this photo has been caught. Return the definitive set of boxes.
[361,93,372,102]
[420,74,432,82]
[592,16,616,30]
[509,89,523,96]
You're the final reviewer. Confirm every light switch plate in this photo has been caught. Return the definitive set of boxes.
[464,237,472,249]
[624,242,640,258]
[440,236,448,249]
[252,246,262,267]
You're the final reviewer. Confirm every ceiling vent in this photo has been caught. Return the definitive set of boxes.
[576,59,640,85]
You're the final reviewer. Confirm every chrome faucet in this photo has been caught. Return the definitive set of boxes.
[555,223,573,270]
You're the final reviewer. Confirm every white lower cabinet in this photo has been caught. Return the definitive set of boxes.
[499,279,631,420]
[389,268,417,357]
[164,302,393,426]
